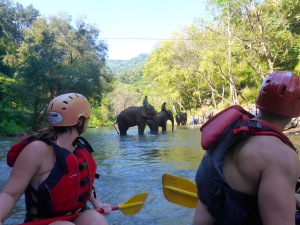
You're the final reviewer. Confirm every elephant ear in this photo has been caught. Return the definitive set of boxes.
[142,104,156,118]
[166,110,173,117]
[141,108,147,117]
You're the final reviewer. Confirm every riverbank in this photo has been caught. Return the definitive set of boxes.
[1,122,300,138]
[0,131,28,138]
[284,126,300,136]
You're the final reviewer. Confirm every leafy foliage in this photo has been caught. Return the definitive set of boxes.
[105,54,149,117]
[2,0,300,135]
[141,0,300,113]
[0,0,39,77]
[0,2,112,134]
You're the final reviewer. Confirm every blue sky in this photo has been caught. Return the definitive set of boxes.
[15,0,207,60]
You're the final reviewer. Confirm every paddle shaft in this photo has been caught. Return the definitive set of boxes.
[18,206,119,225]
[164,185,197,198]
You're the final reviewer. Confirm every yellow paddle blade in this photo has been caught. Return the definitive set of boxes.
[118,192,148,215]
[162,174,197,208]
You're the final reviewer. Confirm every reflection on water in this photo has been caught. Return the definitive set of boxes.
[0,125,299,225]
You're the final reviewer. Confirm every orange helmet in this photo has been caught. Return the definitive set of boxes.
[255,71,300,117]
[47,93,91,126]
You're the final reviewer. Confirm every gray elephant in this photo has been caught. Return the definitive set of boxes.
[175,112,187,125]
[146,110,174,134]
[202,109,214,123]
[114,105,157,135]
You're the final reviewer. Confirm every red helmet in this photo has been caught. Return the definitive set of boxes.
[255,71,300,117]
[47,93,91,126]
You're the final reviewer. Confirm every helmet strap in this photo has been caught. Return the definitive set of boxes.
[53,126,71,133]
[75,117,86,135]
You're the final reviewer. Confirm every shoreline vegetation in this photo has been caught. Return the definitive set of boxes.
[1,123,300,139]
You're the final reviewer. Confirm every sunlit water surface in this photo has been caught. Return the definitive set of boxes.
[0,125,299,225]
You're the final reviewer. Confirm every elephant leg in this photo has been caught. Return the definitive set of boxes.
[117,120,128,136]
[147,120,156,134]
[120,130,127,136]
[176,116,180,126]
[138,123,146,135]
[161,123,167,132]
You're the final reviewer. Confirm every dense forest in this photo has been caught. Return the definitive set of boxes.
[1,0,300,136]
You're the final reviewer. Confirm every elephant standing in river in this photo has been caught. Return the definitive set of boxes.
[202,109,214,123]
[114,105,157,135]
[175,112,187,125]
[147,110,174,134]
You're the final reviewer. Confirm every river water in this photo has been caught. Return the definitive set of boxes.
[0,124,299,225]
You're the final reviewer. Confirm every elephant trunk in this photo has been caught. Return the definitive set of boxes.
[171,117,174,131]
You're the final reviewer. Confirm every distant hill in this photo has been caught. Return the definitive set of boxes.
[106,53,148,75]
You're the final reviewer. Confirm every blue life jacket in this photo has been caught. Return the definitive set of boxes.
[195,105,296,225]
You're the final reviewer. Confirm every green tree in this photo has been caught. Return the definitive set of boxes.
[141,0,300,113]
[6,15,110,130]
[108,83,141,116]
[0,0,39,77]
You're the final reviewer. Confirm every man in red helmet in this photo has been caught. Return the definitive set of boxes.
[193,71,300,225]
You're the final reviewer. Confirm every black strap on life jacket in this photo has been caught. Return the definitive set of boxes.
[74,136,100,179]
[233,119,296,150]
[50,136,97,175]
[74,137,94,153]
[51,143,69,174]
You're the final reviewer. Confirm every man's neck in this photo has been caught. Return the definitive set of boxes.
[254,115,289,131]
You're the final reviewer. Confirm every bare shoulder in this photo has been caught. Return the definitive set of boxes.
[228,135,299,194]
[249,136,300,225]
[15,140,53,167]
[21,140,52,155]
[3,140,54,194]
[241,135,299,174]
[248,135,297,158]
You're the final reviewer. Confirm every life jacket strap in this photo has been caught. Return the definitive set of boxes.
[80,177,90,187]
[247,120,262,128]
[78,161,88,171]
[78,191,90,202]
